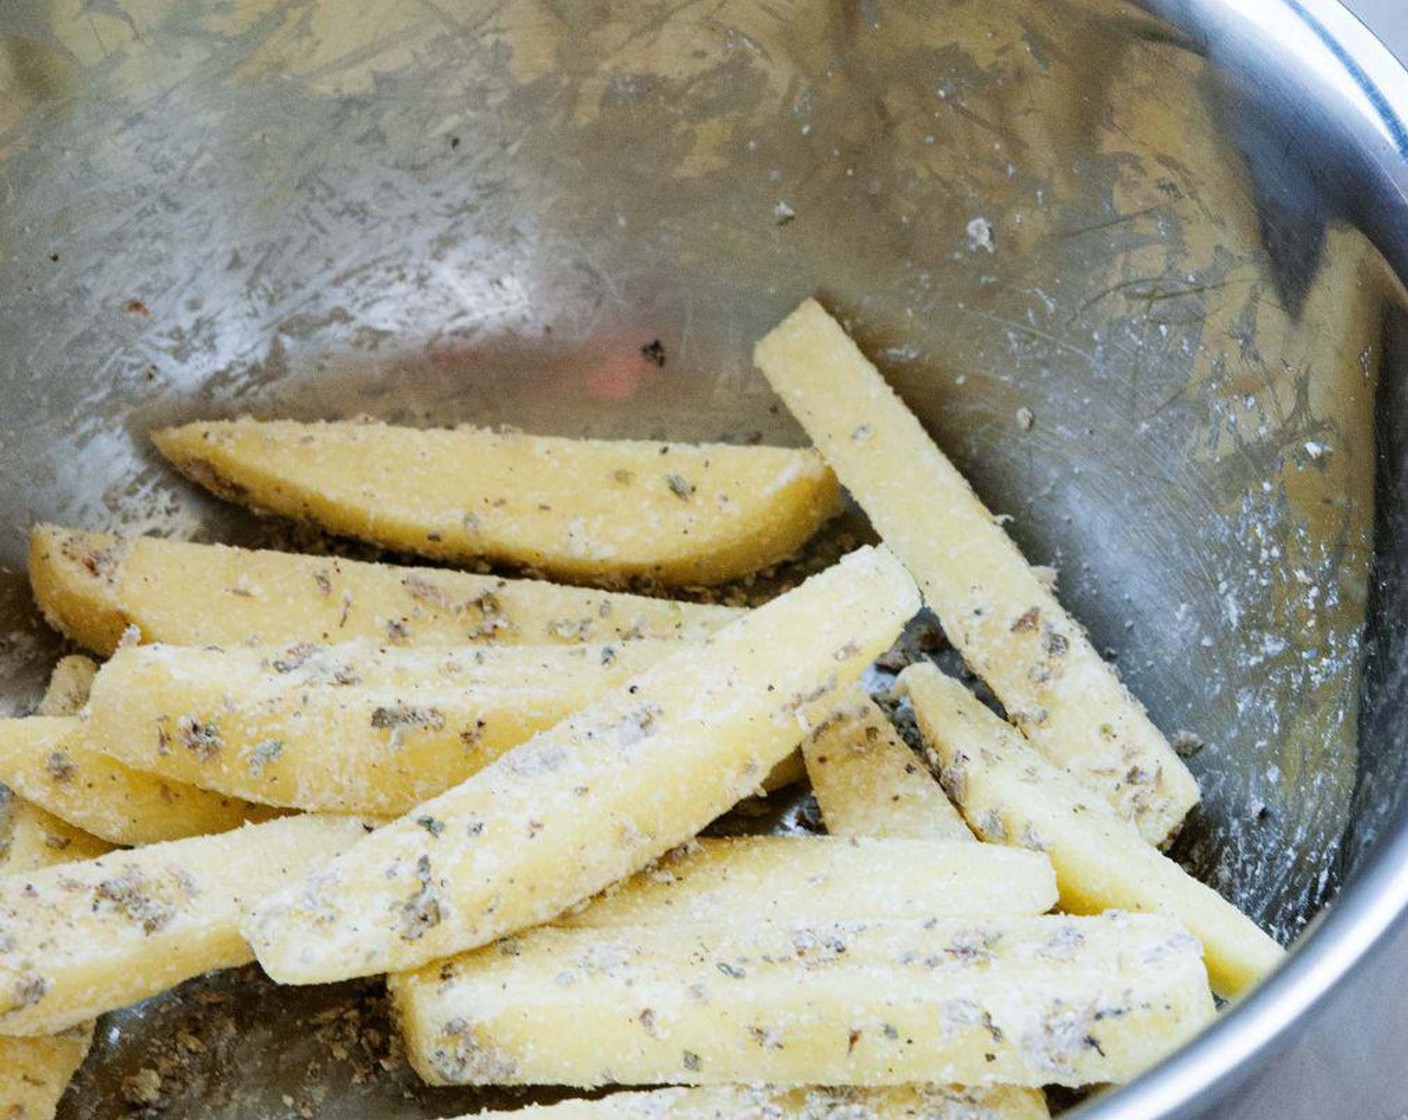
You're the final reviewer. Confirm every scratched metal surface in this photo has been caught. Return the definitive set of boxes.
[0,0,1401,1116]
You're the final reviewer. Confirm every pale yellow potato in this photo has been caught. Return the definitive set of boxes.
[441,1084,1049,1120]
[0,717,276,846]
[392,913,1214,1088]
[242,546,920,984]
[151,420,843,587]
[901,663,1283,1000]
[561,836,1056,927]
[0,814,370,1036]
[0,1024,93,1120]
[35,656,98,718]
[85,640,675,814]
[755,300,1198,846]
[0,794,112,875]
[28,525,741,656]
[0,769,104,1120]
[803,686,971,841]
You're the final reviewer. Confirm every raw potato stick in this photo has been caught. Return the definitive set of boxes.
[29,526,742,656]
[85,640,677,815]
[0,794,112,875]
[803,686,972,841]
[35,656,98,718]
[0,1026,94,1120]
[0,814,371,1036]
[561,836,1056,927]
[901,663,1284,1000]
[392,913,1214,1088]
[242,545,920,984]
[755,300,1199,846]
[151,420,843,587]
[0,699,107,1120]
[0,662,114,873]
[440,1084,1049,1120]
[0,717,277,846]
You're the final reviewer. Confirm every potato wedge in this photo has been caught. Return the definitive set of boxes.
[0,1025,93,1120]
[392,913,1214,1088]
[242,546,920,984]
[151,420,842,586]
[0,793,112,875]
[85,640,675,814]
[901,663,1283,1000]
[0,667,107,1120]
[29,526,741,656]
[803,686,971,841]
[755,300,1198,846]
[562,836,1055,926]
[0,814,371,1036]
[35,656,98,719]
[439,1085,1049,1120]
[0,717,276,846]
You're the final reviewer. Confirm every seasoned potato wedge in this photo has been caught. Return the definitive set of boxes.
[35,656,98,719]
[0,793,112,876]
[85,641,675,814]
[563,836,1056,926]
[29,526,741,656]
[242,546,920,984]
[755,300,1198,846]
[802,686,971,841]
[438,1085,1049,1120]
[0,1025,94,1120]
[0,717,275,846]
[392,913,1214,1088]
[901,663,1283,1000]
[151,420,842,586]
[0,815,371,1036]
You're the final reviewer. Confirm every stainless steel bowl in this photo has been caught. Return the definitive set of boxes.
[1,1,1405,1116]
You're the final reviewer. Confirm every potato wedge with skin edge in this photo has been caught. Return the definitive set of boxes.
[561,836,1056,927]
[900,662,1284,1000]
[754,299,1198,846]
[151,421,843,587]
[437,1084,1050,1120]
[803,685,972,841]
[242,545,920,985]
[28,525,743,656]
[86,640,675,815]
[0,717,277,846]
[0,814,372,1036]
[391,913,1214,1088]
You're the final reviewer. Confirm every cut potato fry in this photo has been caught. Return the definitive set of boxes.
[242,546,920,984]
[0,814,371,1036]
[755,300,1198,846]
[0,1024,93,1120]
[0,714,103,1120]
[0,717,276,846]
[29,526,742,656]
[440,1084,1049,1120]
[901,663,1283,1000]
[0,794,112,875]
[803,686,971,841]
[392,913,1214,1088]
[562,836,1056,926]
[35,656,98,719]
[85,640,676,814]
[151,420,843,586]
